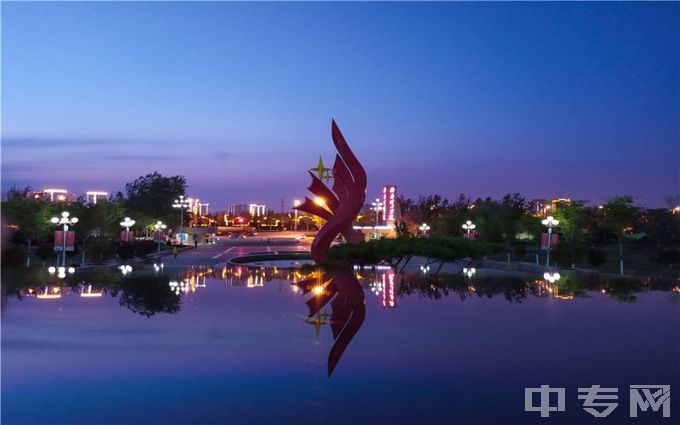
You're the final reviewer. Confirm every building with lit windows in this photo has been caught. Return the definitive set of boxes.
[528,198,572,217]
[249,204,266,217]
[31,188,75,203]
[85,191,108,204]
[354,185,400,241]
[227,204,249,215]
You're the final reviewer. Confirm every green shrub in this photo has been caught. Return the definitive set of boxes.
[326,236,500,266]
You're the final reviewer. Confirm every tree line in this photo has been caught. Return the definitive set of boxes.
[394,193,680,273]
[2,171,187,268]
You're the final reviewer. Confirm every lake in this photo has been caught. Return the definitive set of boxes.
[2,265,678,424]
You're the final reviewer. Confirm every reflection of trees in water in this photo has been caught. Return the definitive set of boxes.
[4,265,677,319]
[2,266,180,317]
[398,274,538,302]
[109,274,180,317]
[395,271,677,303]
[74,267,180,317]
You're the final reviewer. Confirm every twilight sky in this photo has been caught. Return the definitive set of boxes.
[2,2,678,209]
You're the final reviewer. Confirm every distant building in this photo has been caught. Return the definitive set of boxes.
[353,185,400,241]
[528,199,548,216]
[551,198,572,211]
[227,204,249,215]
[85,191,108,204]
[32,188,75,203]
[249,204,266,217]
[528,198,572,216]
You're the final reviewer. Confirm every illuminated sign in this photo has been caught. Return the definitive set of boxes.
[382,185,397,223]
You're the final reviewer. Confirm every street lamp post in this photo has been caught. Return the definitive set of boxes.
[154,221,167,253]
[293,199,301,231]
[120,217,136,242]
[541,215,559,267]
[50,211,78,267]
[419,223,431,237]
[172,195,191,244]
[462,220,476,239]
[371,198,384,226]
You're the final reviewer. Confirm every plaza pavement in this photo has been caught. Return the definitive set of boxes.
[157,237,311,267]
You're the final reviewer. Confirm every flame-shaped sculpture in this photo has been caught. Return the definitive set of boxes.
[295,120,367,263]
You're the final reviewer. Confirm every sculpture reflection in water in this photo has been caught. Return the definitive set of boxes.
[289,120,368,374]
[295,267,365,376]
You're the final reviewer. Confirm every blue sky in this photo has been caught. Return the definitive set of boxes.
[2,1,678,208]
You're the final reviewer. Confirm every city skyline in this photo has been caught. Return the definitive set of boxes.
[2,2,678,207]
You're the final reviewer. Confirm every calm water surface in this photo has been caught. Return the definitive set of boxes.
[2,265,679,424]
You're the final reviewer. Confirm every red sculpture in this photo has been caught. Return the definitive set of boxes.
[295,120,367,263]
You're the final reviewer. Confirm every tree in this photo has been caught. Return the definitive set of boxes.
[472,197,504,244]
[554,201,587,268]
[497,193,526,262]
[601,196,639,275]
[326,236,500,274]
[395,221,411,237]
[2,193,54,267]
[125,172,186,226]
[638,209,680,245]
[432,194,472,237]
[68,199,126,238]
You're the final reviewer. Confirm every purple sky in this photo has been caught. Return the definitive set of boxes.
[2,2,678,208]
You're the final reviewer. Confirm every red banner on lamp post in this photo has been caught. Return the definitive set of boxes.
[541,233,559,250]
[120,231,135,242]
[54,231,76,251]
[154,231,165,242]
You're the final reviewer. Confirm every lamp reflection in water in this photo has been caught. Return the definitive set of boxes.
[169,280,186,295]
[295,268,365,376]
[463,267,476,278]
[247,274,264,288]
[36,286,62,300]
[463,267,476,293]
[80,284,103,298]
[537,272,573,300]
[543,272,560,283]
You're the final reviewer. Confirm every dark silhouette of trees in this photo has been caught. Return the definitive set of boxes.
[601,196,639,275]
[2,188,54,267]
[125,171,186,227]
